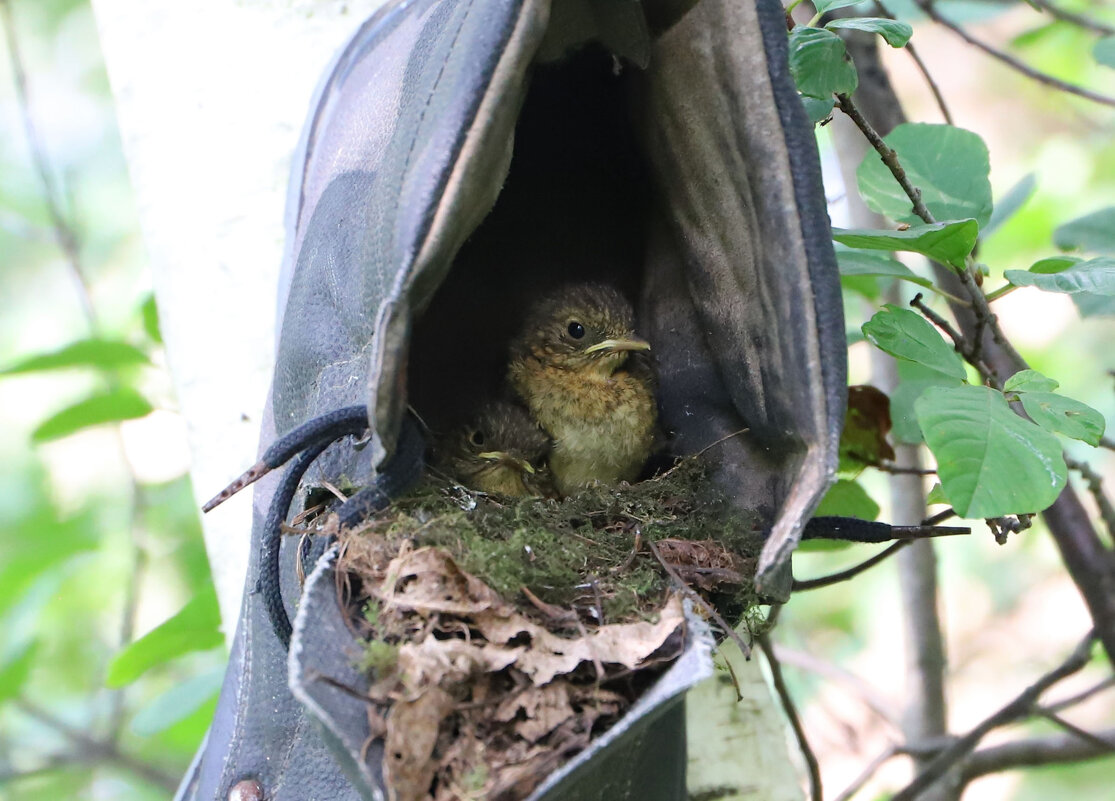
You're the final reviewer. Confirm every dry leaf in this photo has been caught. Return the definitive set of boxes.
[377,547,509,616]
[383,687,455,801]
[495,683,576,743]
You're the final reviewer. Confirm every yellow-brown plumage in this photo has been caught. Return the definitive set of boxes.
[507,283,657,496]
[438,401,554,498]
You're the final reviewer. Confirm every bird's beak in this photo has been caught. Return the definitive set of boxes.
[583,337,651,355]
[477,451,536,474]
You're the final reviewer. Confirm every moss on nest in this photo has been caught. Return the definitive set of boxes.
[340,457,764,626]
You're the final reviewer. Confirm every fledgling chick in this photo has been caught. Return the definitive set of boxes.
[507,283,657,497]
[438,401,554,498]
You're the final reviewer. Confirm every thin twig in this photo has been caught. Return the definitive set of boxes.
[922,508,956,526]
[890,631,1097,801]
[15,701,178,792]
[774,645,903,729]
[1028,0,1115,36]
[793,541,909,591]
[1066,457,1115,544]
[874,1,954,124]
[832,744,899,801]
[961,727,1115,783]
[1035,709,1115,754]
[916,0,1115,109]
[1043,675,1115,714]
[910,293,995,382]
[875,462,937,476]
[759,630,823,801]
[0,0,95,327]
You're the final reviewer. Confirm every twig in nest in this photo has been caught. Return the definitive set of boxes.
[890,630,1097,801]
[646,538,752,659]
[916,0,1115,108]
[520,586,578,624]
[758,631,823,801]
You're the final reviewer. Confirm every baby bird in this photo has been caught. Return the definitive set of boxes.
[438,401,554,498]
[507,283,657,496]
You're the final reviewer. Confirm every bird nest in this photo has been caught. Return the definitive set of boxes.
[315,457,763,801]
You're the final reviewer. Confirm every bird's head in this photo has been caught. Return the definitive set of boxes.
[440,401,551,495]
[511,283,650,376]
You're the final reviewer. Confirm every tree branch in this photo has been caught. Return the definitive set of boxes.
[961,728,1115,783]
[1027,0,1115,36]
[1065,457,1115,546]
[916,0,1115,109]
[890,631,1097,801]
[759,623,822,801]
[793,540,909,591]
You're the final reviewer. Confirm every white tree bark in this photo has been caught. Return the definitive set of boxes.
[91,0,389,636]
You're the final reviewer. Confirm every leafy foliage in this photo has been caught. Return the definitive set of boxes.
[832,220,979,269]
[789,27,858,98]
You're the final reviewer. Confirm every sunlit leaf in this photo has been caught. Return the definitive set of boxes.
[1021,392,1106,446]
[814,479,880,520]
[857,123,993,229]
[1003,369,1058,393]
[825,17,912,47]
[813,0,867,13]
[0,339,148,376]
[891,362,963,445]
[832,219,979,269]
[1054,207,1115,253]
[984,173,1036,236]
[862,305,967,380]
[141,293,163,344]
[1029,256,1080,274]
[915,385,1066,518]
[31,388,153,443]
[106,583,223,687]
[0,641,38,703]
[926,482,949,506]
[788,27,858,99]
[1004,257,1115,295]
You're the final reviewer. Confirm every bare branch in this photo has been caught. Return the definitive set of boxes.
[793,541,909,591]
[1043,675,1115,714]
[759,629,823,801]
[916,0,1115,109]
[1028,0,1115,36]
[833,744,899,801]
[774,645,903,729]
[961,728,1115,783]
[890,631,1097,801]
[1065,457,1115,545]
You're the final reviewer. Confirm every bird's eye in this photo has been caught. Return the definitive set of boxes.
[567,321,585,339]
[469,430,485,447]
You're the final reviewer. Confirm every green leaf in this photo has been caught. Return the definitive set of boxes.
[984,173,1036,236]
[0,339,149,376]
[825,17,913,47]
[926,482,949,506]
[857,123,993,229]
[862,305,967,380]
[832,219,979,269]
[915,385,1066,518]
[812,0,867,12]
[1021,392,1106,446]
[1094,36,1115,69]
[814,479,880,520]
[106,583,223,688]
[837,247,934,288]
[1003,369,1059,393]
[141,293,163,344]
[788,27,858,99]
[1054,207,1115,253]
[891,362,963,444]
[129,667,224,736]
[1004,257,1115,295]
[1029,256,1081,274]
[31,388,154,443]
[1074,293,1115,318]
[0,641,38,703]
[801,95,835,124]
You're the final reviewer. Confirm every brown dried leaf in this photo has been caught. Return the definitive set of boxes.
[840,384,896,467]
[475,594,686,685]
[377,547,510,616]
[383,687,455,801]
[495,683,576,743]
[394,637,523,693]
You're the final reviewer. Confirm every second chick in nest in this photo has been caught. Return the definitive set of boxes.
[438,401,554,498]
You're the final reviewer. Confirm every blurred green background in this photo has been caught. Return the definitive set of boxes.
[0,0,1112,799]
